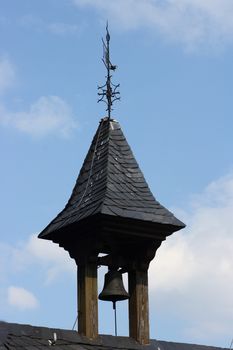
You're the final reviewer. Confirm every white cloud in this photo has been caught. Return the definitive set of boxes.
[7,286,39,310]
[149,172,233,342]
[0,234,76,287]
[26,234,69,263]
[25,234,76,284]
[72,0,233,51]
[0,56,77,138]
[0,96,77,138]
[0,57,15,94]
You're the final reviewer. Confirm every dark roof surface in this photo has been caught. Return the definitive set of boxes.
[39,118,184,239]
[0,323,227,350]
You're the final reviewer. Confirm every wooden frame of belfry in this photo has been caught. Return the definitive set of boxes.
[77,259,151,344]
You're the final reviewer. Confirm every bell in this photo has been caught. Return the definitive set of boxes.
[99,269,129,302]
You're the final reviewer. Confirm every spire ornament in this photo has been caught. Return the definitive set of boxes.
[98,23,120,119]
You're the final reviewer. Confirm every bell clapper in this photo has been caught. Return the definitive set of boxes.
[113,301,117,336]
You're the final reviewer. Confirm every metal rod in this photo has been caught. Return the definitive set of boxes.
[113,301,117,336]
[72,313,78,331]
[106,25,111,119]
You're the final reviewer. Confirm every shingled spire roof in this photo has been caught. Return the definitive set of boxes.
[39,117,184,243]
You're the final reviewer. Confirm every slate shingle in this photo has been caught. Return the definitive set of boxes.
[39,118,185,240]
[0,323,227,350]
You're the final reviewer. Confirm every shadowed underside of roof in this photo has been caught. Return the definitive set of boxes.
[39,117,185,240]
[0,323,227,350]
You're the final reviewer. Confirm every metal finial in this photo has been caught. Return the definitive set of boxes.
[98,23,120,119]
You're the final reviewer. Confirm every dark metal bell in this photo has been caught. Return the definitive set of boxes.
[99,269,129,302]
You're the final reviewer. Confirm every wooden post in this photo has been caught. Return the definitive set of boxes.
[128,269,149,345]
[77,263,98,338]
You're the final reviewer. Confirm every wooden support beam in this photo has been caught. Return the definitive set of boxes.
[128,269,149,345]
[77,263,98,339]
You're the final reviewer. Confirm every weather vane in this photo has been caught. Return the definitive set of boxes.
[98,23,120,119]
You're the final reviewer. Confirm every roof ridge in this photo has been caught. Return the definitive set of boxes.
[98,118,112,215]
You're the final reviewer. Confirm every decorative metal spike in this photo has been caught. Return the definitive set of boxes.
[98,23,120,119]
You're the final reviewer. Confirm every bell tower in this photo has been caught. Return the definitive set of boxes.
[38,27,185,345]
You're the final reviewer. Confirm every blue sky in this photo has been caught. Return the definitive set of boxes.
[0,0,233,348]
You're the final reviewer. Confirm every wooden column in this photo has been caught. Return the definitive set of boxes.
[128,269,149,345]
[77,263,98,338]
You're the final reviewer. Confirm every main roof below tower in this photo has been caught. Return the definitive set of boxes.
[0,323,227,350]
[39,118,184,240]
